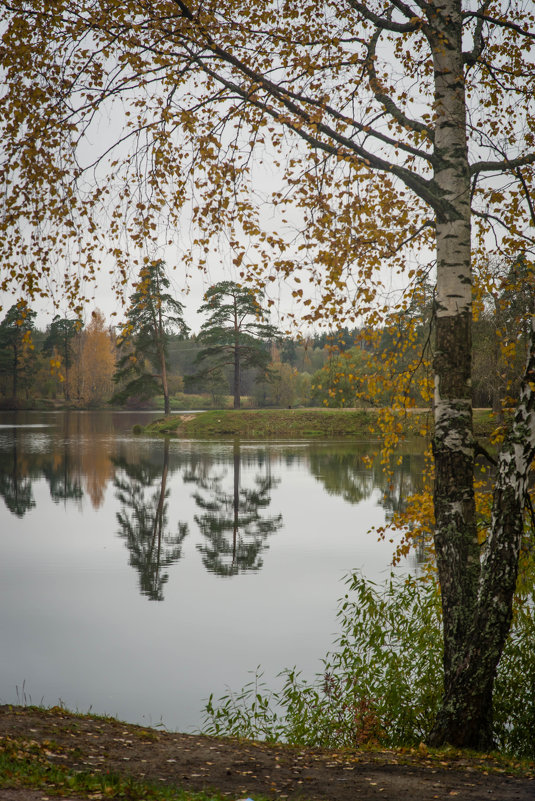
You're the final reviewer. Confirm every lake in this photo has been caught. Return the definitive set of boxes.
[0,410,423,732]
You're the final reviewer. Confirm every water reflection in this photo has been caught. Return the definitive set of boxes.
[190,441,282,576]
[113,439,189,601]
[0,412,428,597]
[0,412,116,511]
[308,446,377,504]
[308,443,425,516]
[2,413,438,733]
[43,442,84,505]
[0,428,36,517]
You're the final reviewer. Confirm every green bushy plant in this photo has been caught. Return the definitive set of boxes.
[202,571,535,756]
[493,595,535,758]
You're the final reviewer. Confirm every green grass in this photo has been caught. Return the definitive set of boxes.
[143,408,379,438]
[141,407,498,439]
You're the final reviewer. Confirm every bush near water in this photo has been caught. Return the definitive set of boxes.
[203,572,535,758]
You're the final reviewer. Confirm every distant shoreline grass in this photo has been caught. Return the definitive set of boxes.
[139,408,497,439]
[0,403,498,439]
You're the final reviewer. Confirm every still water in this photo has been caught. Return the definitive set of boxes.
[0,411,423,731]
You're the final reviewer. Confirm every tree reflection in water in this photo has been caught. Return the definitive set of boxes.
[0,428,36,516]
[308,443,428,564]
[43,444,84,505]
[191,442,282,576]
[308,443,425,514]
[113,439,188,600]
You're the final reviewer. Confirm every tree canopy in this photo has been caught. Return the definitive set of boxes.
[1,1,533,317]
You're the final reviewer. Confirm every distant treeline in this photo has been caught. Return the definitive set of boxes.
[1,261,530,412]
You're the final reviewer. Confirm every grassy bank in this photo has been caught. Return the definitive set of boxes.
[143,408,381,438]
[141,408,497,439]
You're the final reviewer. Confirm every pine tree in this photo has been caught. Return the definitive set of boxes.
[0,302,37,400]
[194,281,278,409]
[113,261,189,414]
[42,316,81,400]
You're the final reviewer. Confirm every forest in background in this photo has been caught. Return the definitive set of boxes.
[0,256,531,413]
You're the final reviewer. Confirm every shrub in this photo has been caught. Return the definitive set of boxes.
[202,571,535,756]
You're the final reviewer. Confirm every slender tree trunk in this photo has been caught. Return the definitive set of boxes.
[234,345,241,409]
[428,4,535,750]
[64,362,70,401]
[161,352,170,415]
[156,315,170,415]
[492,297,503,420]
[428,0,484,748]
[233,300,241,408]
[232,441,240,564]
[12,343,18,399]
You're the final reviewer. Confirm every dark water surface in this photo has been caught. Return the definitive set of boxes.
[0,410,422,731]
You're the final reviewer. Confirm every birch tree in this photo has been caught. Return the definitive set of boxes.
[1,0,534,749]
[79,309,116,405]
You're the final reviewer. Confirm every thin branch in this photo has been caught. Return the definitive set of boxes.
[516,168,535,227]
[470,154,535,176]
[379,218,435,258]
[463,11,535,40]
[474,441,498,466]
[345,0,422,33]
[463,0,491,65]
[471,208,535,246]
[365,25,434,141]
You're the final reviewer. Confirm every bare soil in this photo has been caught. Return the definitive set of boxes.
[1,706,533,801]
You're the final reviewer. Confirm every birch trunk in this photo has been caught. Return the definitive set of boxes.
[429,1,535,747]
[429,0,485,747]
[430,0,479,705]
[431,319,535,747]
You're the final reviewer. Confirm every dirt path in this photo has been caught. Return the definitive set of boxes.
[1,706,533,801]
